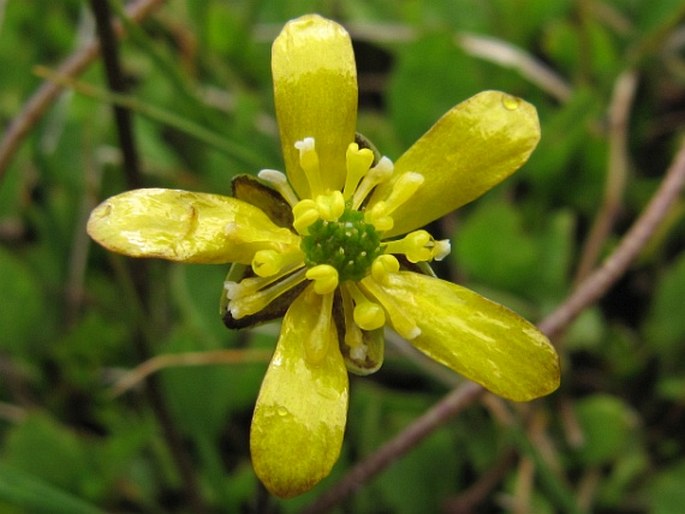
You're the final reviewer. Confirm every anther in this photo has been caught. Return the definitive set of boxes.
[371,254,400,285]
[295,137,323,197]
[305,264,339,295]
[314,191,345,221]
[347,282,385,331]
[352,156,394,210]
[292,199,320,234]
[383,230,448,263]
[257,169,300,207]
[252,248,304,277]
[343,143,375,200]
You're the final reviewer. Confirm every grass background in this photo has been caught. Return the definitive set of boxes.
[1,1,685,512]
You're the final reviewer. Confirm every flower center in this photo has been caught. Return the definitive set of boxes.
[300,207,382,282]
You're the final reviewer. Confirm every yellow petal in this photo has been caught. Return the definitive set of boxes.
[250,285,349,498]
[370,91,540,237]
[87,188,299,264]
[382,272,559,401]
[272,14,357,198]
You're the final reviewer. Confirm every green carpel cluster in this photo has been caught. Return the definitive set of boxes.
[301,208,382,281]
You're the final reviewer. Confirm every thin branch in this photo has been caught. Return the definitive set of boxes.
[442,449,517,514]
[87,1,206,511]
[89,0,141,187]
[574,70,638,282]
[301,382,485,514]
[302,137,685,512]
[456,33,573,103]
[0,0,164,181]
[108,349,272,398]
[539,136,685,338]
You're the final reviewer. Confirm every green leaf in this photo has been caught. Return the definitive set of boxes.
[574,394,638,466]
[0,464,105,514]
[453,199,538,296]
[0,248,45,354]
[388,33,484,148]
[646,461,685,514]
[642,253,685,359]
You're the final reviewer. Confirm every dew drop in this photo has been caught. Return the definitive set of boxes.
[501,94,521,111]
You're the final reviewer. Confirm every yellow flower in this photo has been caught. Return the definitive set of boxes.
[87,14,559,498]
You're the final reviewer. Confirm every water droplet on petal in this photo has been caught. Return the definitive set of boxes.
[501,94,521,111]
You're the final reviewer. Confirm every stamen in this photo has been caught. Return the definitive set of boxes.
[352,156,394,210]
[292,199,320,234]
[346,282,385,331]
[384,230,450,263]
[305,289,335,364]
[305,264,339,295]
[371,254,400,285]
[382,172,425,216]
[314,191,345,221]
[363,171,424,232]
[228,268,307,319]
[364,201,394,232]
[251,247,304,277]
[340,286,364,350]
[343,143,375,200]
[361,277,421,340]
[294,137,323,197]
[257,169,300,207]
[432,239,452,261]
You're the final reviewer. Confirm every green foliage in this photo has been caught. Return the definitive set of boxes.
[2,1,685,512]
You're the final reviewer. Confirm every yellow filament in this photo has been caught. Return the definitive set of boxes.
[382,172,424,216]
[340,286,364,350]
[361,277,420,340]
[228,268,307,319]
[305,289,335,364]
[352,156,394,210]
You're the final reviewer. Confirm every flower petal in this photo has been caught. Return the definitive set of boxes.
[87,188,299,264]
[272,14,357,198]
[371,91,540,237]
[382,271,559,401]
[250,285,349,498]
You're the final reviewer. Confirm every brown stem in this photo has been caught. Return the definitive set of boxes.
[301,382,485,514]
[539,137,685,339]
[89,0,141,188]
[574,70,638,282]
[87,1,205,511]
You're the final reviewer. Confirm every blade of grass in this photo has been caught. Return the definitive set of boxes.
[0,464,106,514]
[34,65,268,170]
